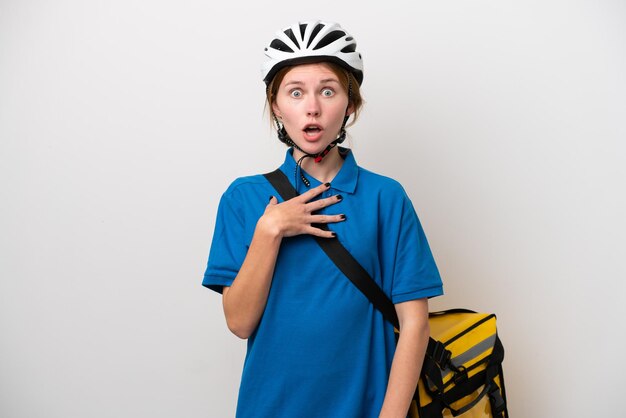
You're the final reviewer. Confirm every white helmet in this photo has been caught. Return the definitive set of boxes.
[262,20,364,86]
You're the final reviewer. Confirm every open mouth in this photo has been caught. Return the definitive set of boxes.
[303,124,322,134]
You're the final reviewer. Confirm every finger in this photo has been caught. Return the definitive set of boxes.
[310,214,346,224]
[305,225,337,239]
[305,194,343,212]
[297,182,331,202]
[267,196,278,206]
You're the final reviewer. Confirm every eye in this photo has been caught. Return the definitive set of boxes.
[290,89,302,98]
[321,88,334,97]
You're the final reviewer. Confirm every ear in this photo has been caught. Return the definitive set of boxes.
[272,102,281,119]
[346,102,355,117]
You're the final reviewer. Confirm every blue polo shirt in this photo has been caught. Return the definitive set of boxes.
[203,148,443,418]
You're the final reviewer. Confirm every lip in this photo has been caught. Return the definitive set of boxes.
[302,124,324,142]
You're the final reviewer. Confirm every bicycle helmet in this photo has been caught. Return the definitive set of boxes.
[262,20,364,86]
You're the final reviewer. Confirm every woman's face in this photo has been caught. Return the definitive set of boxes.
[272,63,352,157]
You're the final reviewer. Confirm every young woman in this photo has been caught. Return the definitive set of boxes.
[203,20,443,418]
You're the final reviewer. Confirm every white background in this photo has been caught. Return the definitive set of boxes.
[1,1,625,417]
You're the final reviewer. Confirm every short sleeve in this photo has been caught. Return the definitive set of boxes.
[202,191,247,294]
[387,187,444,304]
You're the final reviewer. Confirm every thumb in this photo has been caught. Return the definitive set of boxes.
[268,196,277,205]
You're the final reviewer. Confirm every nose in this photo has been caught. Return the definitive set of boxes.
[306,95,321,117]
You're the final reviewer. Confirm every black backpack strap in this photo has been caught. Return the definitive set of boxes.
[264,169,400,328]
[264,169,299,200]
[264,169,457,360]
[264,169,508,417]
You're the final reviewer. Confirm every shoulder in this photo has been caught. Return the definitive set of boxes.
[215,174,271,219]
[215,174,272,226]
[356,166,409,199]
[222,174,269,198]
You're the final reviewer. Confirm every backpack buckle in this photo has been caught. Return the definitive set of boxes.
[452,365,468,384]
[489,382,506,414]
[431,341,452,368]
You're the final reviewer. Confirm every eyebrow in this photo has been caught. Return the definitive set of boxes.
[283,78,340,87]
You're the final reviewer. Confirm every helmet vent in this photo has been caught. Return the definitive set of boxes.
[307,23,325,48]
[283,28,299,48]
[262,21,364,86]
[270,39,294,53]
[313,30,346,50]
[341,44,356,53]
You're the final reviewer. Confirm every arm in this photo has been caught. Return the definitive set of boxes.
[222,182,343,339]
[379,298,430,418]
[221,222,281,339]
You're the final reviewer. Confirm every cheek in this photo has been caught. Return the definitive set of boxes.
[330,101,348,122]
[274,98,297,120]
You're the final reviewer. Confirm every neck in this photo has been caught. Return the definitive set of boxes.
[293,146,343,184]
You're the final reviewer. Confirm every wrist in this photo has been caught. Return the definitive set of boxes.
[256,215,283,241]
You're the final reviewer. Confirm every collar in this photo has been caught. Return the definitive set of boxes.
[279,146,359,194]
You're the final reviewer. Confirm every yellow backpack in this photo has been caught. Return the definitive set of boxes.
[408,309,508,418]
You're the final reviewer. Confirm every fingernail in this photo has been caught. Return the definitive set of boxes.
[269,196,274,202]
[324,182,331,188]
[336,195,343,201]
[340,214,347,221]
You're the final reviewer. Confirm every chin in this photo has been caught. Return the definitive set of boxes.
[294,135,336,153]
[296,142,332,155]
